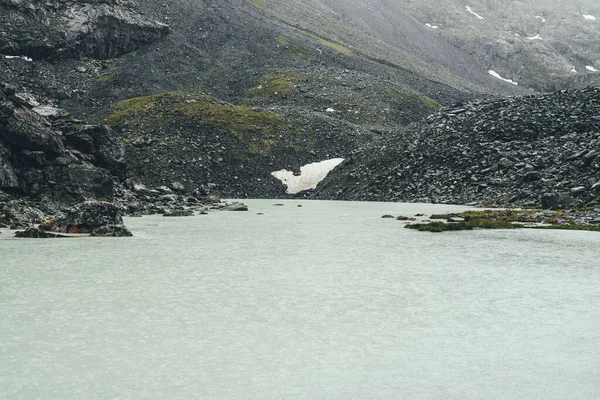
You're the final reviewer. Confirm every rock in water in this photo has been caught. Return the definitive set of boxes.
[49,201,124,233]
[163,209,194,217]
[89,225,133,237]
[15,227,62,238]
[221,202,249,211]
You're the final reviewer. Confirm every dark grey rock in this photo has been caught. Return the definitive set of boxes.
[221,202,248,211]
[15,227,62,238]
[49,201,124,233]
[163,209,194,217]
[89,225,133,237]
[64,125,125,177]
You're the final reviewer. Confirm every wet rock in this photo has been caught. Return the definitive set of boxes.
[89,225,133,237]
[163,209,194,217]
[221,202,249,211]
[49,201,124,233]
[15,227,62,238]
[381,214,395,218]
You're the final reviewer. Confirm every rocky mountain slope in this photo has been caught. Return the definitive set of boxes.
[1,0,599,221]
[312,87,600,209]
[102,91,375,198]
[250,0,600,92]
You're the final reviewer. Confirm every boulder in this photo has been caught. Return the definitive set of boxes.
[0,1,170,61]
[1,107,65,157]
[15,227,62,238]
[89,225,133,237]
[64,125,125,176]
[541,192,573,210]
[48,201,124,233]
[163,209,194,217]
[221,202,248,211]
[20,164,114,204]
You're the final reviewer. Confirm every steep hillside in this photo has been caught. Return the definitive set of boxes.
[312,87,600,209]
[102,91,375,197]
[249,0,600,91]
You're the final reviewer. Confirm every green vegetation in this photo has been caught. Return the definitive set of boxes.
[95,65,119,83]
[406,209,600,233]
[248,0,265,7]
[102,91,286,154]
[402,93,441,109]
[275,36,312,59]
[246,70,308,99]
[530,224,600,232]
[406,219,522,232]
[103,92,282,132]
[317,38,353,56]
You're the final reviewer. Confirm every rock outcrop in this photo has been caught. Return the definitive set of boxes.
[43,201,124,233]
[0,82,124,205]
[0,0,170,60]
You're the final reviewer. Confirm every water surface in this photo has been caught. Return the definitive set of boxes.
[1,200,599,399]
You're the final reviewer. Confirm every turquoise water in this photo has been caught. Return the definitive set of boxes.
[1,200,599,399]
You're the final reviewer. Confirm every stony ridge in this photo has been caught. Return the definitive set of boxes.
[312,86,600,209]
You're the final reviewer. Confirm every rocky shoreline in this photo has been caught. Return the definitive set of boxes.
[313,87,600,209]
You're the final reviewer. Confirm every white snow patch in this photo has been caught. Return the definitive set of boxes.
[583,15,596,21]
[271,158,345,194]
[526,34,543,40]
[425,23,439,29]
[465,6,485,20]
[585,65,598,72]
[325,107,336,113]
[3,55,33,62]
[514,33,521,36]
[488,70,518,85]
[571,66,577,73]
[535,16,546,22]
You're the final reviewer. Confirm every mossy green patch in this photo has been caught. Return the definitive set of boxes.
[278,38,312,59]
[246,70,307,99]
[407,209,599,233]
[530,224,600,232]
[317,38,353,56]
[102,91,285,155]
[173,101,282,133]
[406,219,522,232]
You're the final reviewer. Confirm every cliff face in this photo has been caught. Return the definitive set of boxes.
[0,0,170,60]
[0,0,168,211]
[0,82,124,207]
